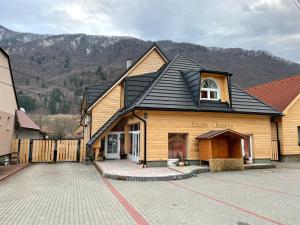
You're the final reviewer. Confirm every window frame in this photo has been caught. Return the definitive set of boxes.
[297,126,300,146]
[200,78,220,101]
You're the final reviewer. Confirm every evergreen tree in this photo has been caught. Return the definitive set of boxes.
[48,88,63,114]
[18,95,36,112]
[95,65,107,80]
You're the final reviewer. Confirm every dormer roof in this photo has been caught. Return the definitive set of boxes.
[127,53,280,115]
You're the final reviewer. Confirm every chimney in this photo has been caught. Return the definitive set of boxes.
[126,59,132,69]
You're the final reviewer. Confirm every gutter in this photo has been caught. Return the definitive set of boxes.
[132,111,147,168]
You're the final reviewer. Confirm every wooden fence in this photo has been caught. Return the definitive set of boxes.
[57,140,77,162]
[32,140,55,162]
[11,139,85,163]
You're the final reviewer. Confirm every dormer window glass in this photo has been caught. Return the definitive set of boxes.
[200,79,220,100]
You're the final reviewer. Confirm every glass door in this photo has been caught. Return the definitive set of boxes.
[106,133,120,159]
[128,124,140,163]
[131,133,140,163]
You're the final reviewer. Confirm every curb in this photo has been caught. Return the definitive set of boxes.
[0,164,30,182]
[244,164,276,170]
[93,162,209,182]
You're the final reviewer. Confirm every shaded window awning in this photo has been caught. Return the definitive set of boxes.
[196,129,246,139]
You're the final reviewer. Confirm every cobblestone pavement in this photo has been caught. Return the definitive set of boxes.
[111,164,300,225]
[1,163,300,225]
[0,163,135,225]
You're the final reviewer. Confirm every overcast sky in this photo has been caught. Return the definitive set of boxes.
[1,0,300,62]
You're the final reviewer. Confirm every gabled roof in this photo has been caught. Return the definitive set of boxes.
[16,110,41,131]
[86,43,168,111]
[124,71,160,107]
[246,74,300,112]
[87,52,281,147]
[133,54,202,110]
[85,82,113,108]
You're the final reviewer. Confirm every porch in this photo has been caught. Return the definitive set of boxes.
[196,129,246,172]
[94,160,209,181]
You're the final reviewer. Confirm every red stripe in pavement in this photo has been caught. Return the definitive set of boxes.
[202,175,300,197]
[102,177,150,225]
[169,181,285,225]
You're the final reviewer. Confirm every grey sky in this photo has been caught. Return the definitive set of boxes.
[1,0,300,62]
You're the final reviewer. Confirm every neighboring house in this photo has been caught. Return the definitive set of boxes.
[247,75,300,162]
[0,47,44,159]
[81,43,280,167]
[15,109,44,139]
[0,47,19,157]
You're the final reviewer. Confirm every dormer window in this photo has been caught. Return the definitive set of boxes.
[200,78,220,101]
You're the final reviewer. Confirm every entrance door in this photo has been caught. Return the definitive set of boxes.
[241,135,253,163]
[130,133,140,163]
[106,133,120,159]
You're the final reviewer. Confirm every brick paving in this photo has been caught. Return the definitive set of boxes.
[0,163,135,225]
[1,163,300,225]
[111,164,300,225]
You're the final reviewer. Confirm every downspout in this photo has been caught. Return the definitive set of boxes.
[132,111,147,168]
[271,116,281,162]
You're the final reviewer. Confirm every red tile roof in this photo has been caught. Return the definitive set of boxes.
[246,74,300,112]
[16,110,41,131]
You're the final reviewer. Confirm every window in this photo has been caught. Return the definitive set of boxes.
[130,124,140,131]
[298,126,300,146]
[168,133,187,159]
[200,79,220,100]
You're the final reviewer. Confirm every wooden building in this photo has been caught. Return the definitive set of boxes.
[247,75,300,162]
[81,44,281,167]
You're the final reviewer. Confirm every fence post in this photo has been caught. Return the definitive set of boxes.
[53,140,57,163]
[28,139,33,163]
[76,140,80,163]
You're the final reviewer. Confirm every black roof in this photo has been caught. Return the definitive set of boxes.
[125,72,160,107]
[87,51,281,147]
[134,54,201,110]
[130,53,279,115]
[85,82,113,107]
[87,110,122,146]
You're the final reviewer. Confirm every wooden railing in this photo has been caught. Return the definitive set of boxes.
[11,139,85,163]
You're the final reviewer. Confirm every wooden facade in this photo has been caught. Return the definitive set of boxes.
[280,94,300,155]
[127,49,166,77]
[144,111,271,162]
[82,44,281,166]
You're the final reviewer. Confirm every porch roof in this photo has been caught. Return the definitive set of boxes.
[196,129,246,139]
[87,110,122,147]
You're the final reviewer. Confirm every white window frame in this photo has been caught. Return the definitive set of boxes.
[200,78,220,101]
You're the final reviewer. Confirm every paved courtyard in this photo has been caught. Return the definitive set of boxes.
[1,163,300,225]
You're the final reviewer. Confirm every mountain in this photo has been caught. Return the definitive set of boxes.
[1,25,300,114]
